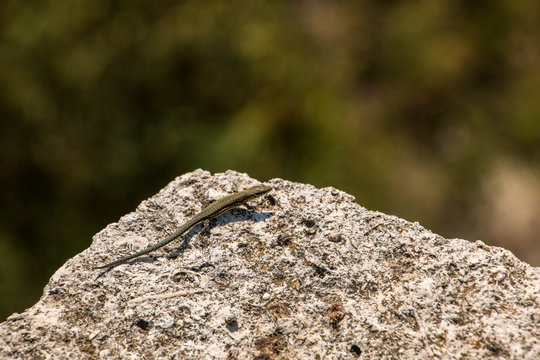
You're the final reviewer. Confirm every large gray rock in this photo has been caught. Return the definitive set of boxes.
[1,170,539,359]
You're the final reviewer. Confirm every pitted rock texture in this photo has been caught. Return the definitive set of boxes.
[1,169,539,359]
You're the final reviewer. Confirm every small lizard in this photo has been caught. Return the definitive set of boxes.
[95,184,272,269]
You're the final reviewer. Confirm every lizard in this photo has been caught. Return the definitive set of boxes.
[95,184,272,269]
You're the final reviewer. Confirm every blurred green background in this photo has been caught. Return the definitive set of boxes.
[1,0,539,320]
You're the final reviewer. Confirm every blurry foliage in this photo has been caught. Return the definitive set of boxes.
[1,0,540,319]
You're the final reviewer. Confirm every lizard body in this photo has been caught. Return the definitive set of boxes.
[95,184,271,269]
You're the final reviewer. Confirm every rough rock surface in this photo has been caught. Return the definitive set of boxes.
[1,169,539,359]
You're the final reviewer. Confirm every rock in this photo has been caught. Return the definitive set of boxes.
[1,169,539,359]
